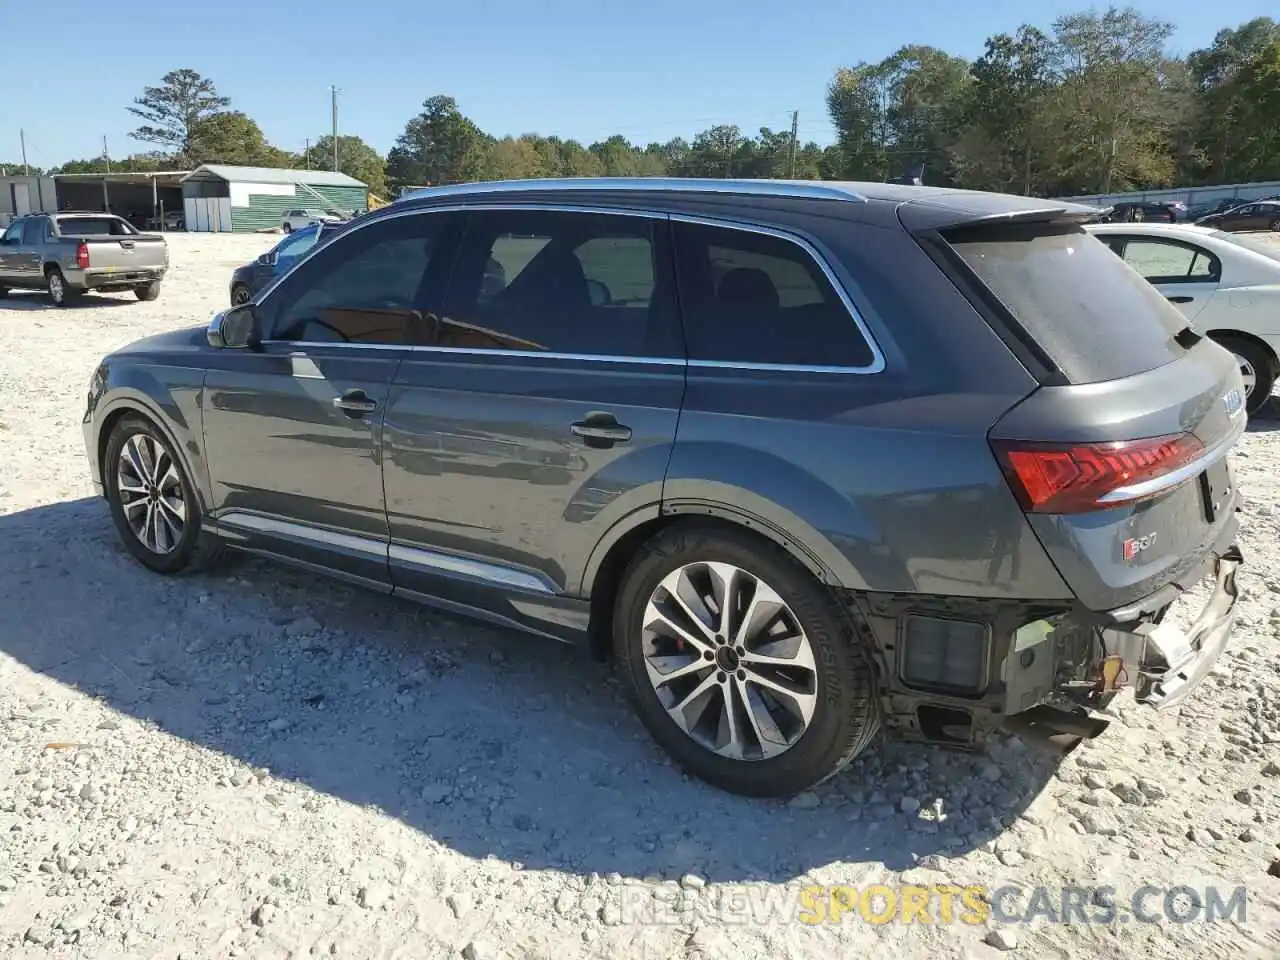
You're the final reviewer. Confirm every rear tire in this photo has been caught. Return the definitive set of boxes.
[104,414,227,575]
[135,281,161,301]
[613,523,880,797]
[46,267,79,307]
[1270,217,1280,232]
[1217,336,1275,416]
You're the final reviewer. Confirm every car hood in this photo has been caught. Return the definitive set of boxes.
[111,325,208,359]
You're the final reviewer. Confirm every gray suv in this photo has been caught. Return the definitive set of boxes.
[82,178,1247,797]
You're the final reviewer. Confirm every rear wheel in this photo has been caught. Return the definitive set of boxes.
[1217,336,1275,415]
[613,523,879,797]
[104,415,226,574]
[46,267,79,307]
[1270,217,1280,232]
[135,281,161,301]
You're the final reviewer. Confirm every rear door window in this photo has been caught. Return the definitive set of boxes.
[21,219,44,244]
[672,221,876,368]
[944,223,1189,384]
[1116,239,1220,283]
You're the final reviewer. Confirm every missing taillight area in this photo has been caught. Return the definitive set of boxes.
[991,434,1205,513]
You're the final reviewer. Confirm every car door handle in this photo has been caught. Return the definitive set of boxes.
[333,390,378,416]
[1166,295,1195,304]
[571,414,632,448]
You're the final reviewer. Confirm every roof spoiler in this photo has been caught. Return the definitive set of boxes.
[897,195,1101,233]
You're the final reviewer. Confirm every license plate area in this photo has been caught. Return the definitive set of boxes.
[1198,459,1232,523]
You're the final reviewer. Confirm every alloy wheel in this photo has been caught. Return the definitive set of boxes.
[1234,352,1257,397]
[48,272,63,303]
[231,286,251,306]
[116,433,186,554]
[641,561,818,761]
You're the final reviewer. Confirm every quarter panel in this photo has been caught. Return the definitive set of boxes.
[667,372,1073,599]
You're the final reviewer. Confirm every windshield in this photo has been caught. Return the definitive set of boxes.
[1212,230,1280,263]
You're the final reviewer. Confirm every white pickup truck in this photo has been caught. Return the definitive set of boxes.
[0,212,168,306]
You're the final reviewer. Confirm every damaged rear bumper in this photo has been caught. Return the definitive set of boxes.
[1103,545,1242,710]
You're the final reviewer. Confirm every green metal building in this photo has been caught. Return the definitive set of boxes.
[180,164,368,232]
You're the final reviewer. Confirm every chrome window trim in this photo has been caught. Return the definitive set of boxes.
[252,201,886,376]
[398,177,868,204]
[215,511,555,594]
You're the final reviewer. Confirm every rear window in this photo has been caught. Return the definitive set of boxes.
[944,223,1189,384]
[57,217,136,237]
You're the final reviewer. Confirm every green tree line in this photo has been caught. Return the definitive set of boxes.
[8,8,1278,198]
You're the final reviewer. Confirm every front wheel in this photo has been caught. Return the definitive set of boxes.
[1270,217,1280,232]
[230,284,252,306]
[614,523,880,797]
[282,222,293,234]
[135,281,161,301]
[104,415,226,574]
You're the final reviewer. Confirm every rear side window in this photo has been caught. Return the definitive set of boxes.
[56,217,135,236]
[673,222,875,368]
[1116,239,1220,283]
[21,219,44,244]
[944,224,1189,384]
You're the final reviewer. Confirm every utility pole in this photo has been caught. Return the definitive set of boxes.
[330,86,340,173]
[20,128,29,175]
[788,110,799,178]
[304,138,311,169]
[103,136,112,174]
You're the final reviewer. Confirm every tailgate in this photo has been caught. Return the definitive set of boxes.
[934,218,1246,612]
[80,236,167,271]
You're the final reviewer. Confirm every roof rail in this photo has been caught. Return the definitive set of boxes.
[398,177,868,204]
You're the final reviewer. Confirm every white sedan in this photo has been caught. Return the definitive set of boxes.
[1087,221,1280,414]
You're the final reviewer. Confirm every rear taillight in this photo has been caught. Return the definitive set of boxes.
[991,434,1205,513]
[76,242,89,269]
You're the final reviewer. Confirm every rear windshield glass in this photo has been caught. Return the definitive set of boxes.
[1213,229,1280,264]
[945,224,1188,384]
[57,217,136,237]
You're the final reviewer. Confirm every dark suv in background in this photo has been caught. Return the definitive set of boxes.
[82,178,1246,797]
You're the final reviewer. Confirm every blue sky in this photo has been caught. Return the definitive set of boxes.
[1,0,1261,168]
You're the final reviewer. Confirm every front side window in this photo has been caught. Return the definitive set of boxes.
[1,223,21,244]
[273,228,319,267]
[262,212,447,345]
[673,221,875,368]
[1120,239,1220,283]
[438,209,677,357]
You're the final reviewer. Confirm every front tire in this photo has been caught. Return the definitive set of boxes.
[614,523,880,797]
[282,222,293,234]
[230,284,252,306]
[1270,217,1280,232]
[135,281,161,301]
[104,415,226,574]
[1217,336,1275,416]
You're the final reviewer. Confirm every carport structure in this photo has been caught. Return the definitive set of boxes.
[51,171,190,230]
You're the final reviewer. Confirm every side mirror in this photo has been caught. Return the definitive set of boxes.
[207,304,262,349]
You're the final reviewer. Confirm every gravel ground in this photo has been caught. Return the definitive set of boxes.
[2,232,1280,960]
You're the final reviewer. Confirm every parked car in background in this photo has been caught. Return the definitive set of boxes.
[146,210,186,231]
[1088,220,1280,413]
[281,208,344,233]
[229,220,347,305]
[1099,201,1181,223]
[1195,200,1280,232]
[83,178,1246,798]
[0,212,167,306]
